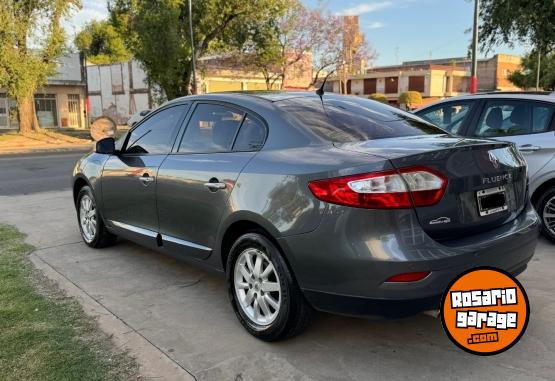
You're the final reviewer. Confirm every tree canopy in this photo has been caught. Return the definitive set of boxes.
[479,0,555,52]
[75,20,131,64]
[0,0,79,133]
[508,51,555,91]
[108,0,288,99]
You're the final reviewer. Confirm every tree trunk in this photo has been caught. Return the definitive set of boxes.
[17,95,41,135]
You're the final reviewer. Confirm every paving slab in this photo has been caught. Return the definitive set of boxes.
[1,191,554,381]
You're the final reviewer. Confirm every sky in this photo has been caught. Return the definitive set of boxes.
[64,0,528,67]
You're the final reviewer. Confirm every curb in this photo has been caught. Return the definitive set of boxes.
[29,252,196,381]
[0,145,93,156]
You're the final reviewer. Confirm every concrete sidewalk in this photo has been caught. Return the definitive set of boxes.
[1,191,554,381]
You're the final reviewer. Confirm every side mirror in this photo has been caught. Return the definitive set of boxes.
[95,137,116,155]
[139,109,151,117]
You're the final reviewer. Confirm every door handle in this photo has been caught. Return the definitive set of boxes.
[204,180,226,191]
[139,173,155,186]
[518,144,541,153]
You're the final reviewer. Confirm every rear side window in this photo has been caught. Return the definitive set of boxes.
[278,97,444,143]
[233,116,266,151]
[179,103,244,153]
[417,102,474,135]
[473,100,555,137]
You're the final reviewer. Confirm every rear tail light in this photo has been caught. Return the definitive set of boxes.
[308,166,447,209]
[385,271,431,282]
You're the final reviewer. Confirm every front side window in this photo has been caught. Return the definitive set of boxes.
[278,97,444,143]
[125,104,188,154]
[418,102,474,135]
[473,100,555,137]
[179,104,244,153]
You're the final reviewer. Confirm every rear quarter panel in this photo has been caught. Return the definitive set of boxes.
[216,144,391,268]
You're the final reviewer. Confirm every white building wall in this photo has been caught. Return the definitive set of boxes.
[350,79,364,95]
[87,60,151,125]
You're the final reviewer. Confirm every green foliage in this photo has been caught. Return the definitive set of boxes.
[479,0,555,52]
[398,91,422,106]
[368,93,388,103]
[108,0,288,99]
[508,51,555,91]
[0,0,78,132]
[0,0,76,100]
[0,224,138,380]
[75,20,131,64]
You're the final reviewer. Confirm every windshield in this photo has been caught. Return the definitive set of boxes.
[277,97,446,143]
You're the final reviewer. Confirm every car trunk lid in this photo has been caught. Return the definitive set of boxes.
[335,135,528,240]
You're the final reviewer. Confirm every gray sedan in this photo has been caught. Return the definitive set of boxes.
[73,92,540,340]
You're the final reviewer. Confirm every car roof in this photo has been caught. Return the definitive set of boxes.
[417,92,555,110]
[164,91,320,105]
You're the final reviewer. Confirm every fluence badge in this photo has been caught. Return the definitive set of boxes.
[440,267,529,356]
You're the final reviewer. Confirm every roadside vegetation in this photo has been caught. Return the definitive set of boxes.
[0,224,140,381]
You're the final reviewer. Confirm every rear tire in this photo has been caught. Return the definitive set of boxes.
[227,232,312,341]
[76,186,117,248]
[536,186,555,243]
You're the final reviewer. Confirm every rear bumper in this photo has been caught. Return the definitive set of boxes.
[303,260,530,319]
[278,202,540,318]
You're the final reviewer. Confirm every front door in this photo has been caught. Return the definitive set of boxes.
[157,103,267,259]
[471,99,555,177]
[101,104,189,246]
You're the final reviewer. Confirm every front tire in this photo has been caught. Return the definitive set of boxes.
[77,186,117,248]
[536,186,555,243]
[227,232,312,341]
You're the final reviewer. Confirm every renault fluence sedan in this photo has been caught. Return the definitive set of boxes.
[73,92,540,341]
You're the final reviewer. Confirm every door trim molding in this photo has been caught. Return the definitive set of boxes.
[161,234,212,252]
[109,220,158,238]
[108,220,212,253]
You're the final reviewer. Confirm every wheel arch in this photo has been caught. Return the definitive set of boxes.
[531,177,555,207]
[219,212,288,273]
[73,175,91,205]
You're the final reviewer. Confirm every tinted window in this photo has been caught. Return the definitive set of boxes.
[278,97,444,143]
[233,116,266,151]
[125,105,187,154]
[179,104,244,153]
[417,102,474,134]
[473,100,555,137]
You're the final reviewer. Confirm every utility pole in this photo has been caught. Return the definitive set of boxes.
[536,47,541,91]
[188,0,197,95]
[470,0,479,94]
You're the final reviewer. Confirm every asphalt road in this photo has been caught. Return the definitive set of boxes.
[0,150,87,195]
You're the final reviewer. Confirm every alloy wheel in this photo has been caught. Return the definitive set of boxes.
[79,194,97,243]
[543,195,555,237]
[233,248,281,326]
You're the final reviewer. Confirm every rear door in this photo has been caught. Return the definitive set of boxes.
[156,102,267,259]
[101,104,189,245]
[469,98,555,177]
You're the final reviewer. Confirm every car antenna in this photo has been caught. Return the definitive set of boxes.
[316,70,335,98]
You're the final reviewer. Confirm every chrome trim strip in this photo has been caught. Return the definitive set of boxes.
[161,234,212,252]
[109,220,158,238]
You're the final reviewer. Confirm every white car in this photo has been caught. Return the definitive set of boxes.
[127,109,151,127]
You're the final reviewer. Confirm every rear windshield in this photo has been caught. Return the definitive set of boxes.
[277,97,445,143]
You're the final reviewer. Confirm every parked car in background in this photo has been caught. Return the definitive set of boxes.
[416,93,555,242]
[127,109,151,127]
[73,92,539,341]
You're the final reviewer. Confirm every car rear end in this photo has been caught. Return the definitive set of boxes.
[274,96,540,318]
